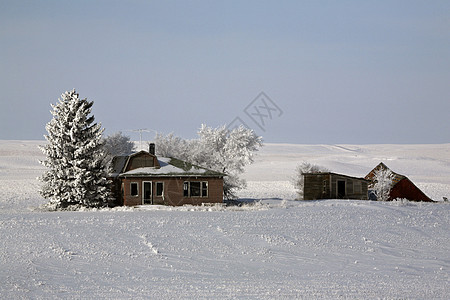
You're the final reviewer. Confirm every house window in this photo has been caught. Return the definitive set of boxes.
[323,180,327,193]
[130,182,138,197]
[202,182,208,197]
[190,182,201,197]
[156,182,164,197]
[183,182,189,197]
[183,181,209,197]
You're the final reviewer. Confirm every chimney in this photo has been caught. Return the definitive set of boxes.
[149,143,155,155]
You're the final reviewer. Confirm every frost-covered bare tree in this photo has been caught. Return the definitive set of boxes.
[155,124,263,199]
[193,124,263,199]
[102,131,135,164]
[154,132,191,161]
[39,89,110,209]
[372,168,394,201]
[293,162,329,200]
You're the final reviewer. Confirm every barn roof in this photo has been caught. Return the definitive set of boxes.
[365,162,405,185]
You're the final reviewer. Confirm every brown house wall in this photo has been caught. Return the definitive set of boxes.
[119,176,223,206]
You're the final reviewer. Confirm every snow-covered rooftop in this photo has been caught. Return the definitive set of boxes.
[121,157,222,177]
[110,155,224,177]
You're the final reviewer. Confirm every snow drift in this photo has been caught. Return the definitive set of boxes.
[0,141,449,298]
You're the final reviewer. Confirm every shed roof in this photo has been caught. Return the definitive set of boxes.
[303,172,369,181]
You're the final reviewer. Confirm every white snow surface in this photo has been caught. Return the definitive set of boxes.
[0,140,449,299]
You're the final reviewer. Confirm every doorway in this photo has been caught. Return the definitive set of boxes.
[143,181,152,204]
[337,180,346,199]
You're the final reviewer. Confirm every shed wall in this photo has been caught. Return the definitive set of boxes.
[330,175,368,200]
[303,174,330,200]
[304,173,368,200]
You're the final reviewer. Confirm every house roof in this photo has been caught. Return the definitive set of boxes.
[110,155,128,176]
[110,151,225,178]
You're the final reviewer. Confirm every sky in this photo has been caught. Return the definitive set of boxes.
[1,0,449,144]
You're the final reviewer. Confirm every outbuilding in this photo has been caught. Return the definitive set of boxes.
[109,144,225,206]
[303,172,369,200]
[365,162,434,202]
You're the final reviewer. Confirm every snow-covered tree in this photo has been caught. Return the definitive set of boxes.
[154,132,191,161]
[293,162,329,200]
[193,124,263,199]
[372,168,394,201]
[102,131,135,164]
[155,124,263,199]
[39,89,110,209]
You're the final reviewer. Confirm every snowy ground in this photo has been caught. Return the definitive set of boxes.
[0,140,449,299]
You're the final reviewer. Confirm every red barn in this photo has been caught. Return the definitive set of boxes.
[365,162,434,202]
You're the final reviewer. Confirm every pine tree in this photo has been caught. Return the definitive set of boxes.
[39,89,110,209]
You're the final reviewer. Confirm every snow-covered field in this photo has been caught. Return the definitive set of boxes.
[1,140,449,299]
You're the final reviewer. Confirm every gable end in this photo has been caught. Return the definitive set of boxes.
[124,151,160,172]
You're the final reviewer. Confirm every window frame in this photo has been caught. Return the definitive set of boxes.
[156,182,164,197]
[130,182,139,197]
[190,181,201,197]
[183,182,189,197]
[202,181,208,197]
[142,181,152,202]
[183,181,209,197]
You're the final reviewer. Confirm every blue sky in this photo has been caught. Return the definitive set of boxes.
[1,0,449,144]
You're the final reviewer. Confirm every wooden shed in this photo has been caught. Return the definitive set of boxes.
[109,144,225,207]
[365,162,434,202]
[303,172,369,200]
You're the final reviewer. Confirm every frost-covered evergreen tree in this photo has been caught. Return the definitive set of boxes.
[293,162,329,200]
[372,168,394,201]
[155,124,263,199]
[39,89,110,209]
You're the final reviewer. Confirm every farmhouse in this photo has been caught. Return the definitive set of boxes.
[303,172,369,200]
[365,162,434,202]
[109,144,225,206]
